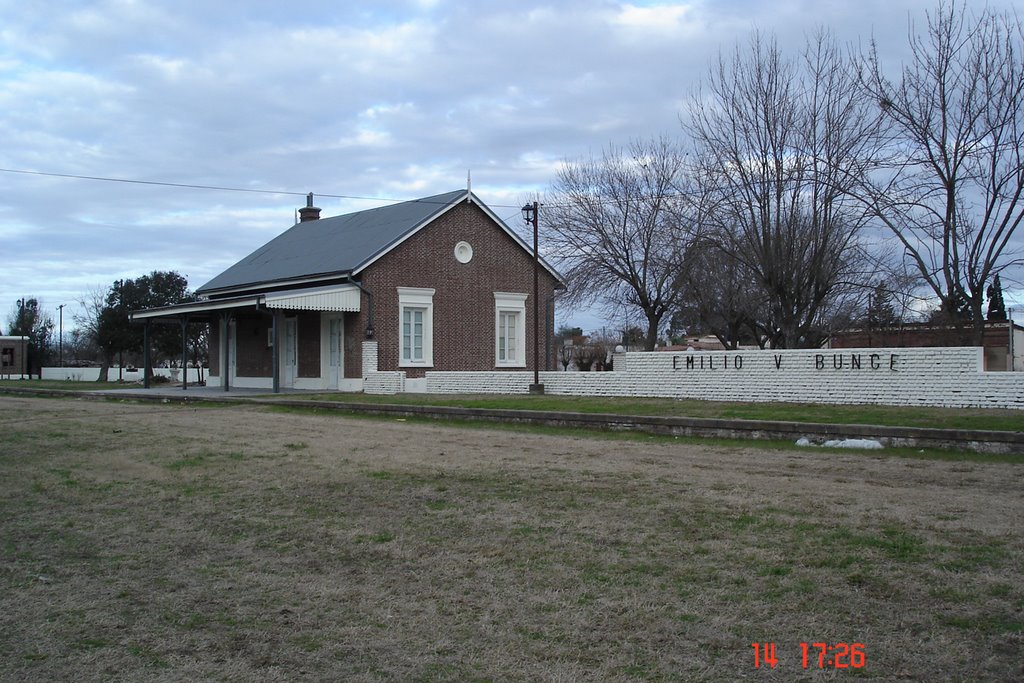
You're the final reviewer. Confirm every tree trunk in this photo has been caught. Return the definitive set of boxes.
[971,311,986,347]
[644,312,661,351]
[96,353,112,382]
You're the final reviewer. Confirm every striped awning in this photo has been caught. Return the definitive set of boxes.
[263,284,361,312]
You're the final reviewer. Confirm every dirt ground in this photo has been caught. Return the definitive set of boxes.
[1,395,1022,681]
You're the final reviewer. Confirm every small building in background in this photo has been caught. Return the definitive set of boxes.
[0,336,29,379]
[830,320,1024,371]
[659,336,729,352]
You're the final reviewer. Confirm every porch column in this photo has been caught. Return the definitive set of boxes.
[272,312,280,394]
[143,321,151,389]
[220,313,229,392]
[180,315,189,391]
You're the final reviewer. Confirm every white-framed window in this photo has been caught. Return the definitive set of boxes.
[398,287,434,367]
[494,292,527,368]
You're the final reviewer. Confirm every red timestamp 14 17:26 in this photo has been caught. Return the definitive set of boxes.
[752,642,866,669]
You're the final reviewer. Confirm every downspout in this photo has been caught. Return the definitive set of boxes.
[1009,320,1016,371]
[346,275,375,339]
[545,294,555,372]
[546,283,566,371]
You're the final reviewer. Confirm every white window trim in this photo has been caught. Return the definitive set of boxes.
[398,287,435,367]
[494,292,527,368]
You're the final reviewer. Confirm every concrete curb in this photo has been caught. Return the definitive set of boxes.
[2,386,1022,454]
[258,399,1024,454]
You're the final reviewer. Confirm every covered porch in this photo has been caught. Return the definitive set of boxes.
[130,283,370,394]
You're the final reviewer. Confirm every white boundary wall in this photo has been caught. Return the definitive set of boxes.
[41,367,206,383]
[374,347,1024,410]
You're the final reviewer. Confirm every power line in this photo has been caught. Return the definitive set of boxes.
[0,165,639,213]
[0,166,530,209]
[0,166,401,202]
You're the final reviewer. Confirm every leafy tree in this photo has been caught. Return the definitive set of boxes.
[6,298,55,377]
[859,1,1024,343]
[544,137,694,351]
[93,271,195,380]
[987,275,1007,321]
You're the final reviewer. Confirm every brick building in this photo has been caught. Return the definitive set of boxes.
[132,190,563,391]
[830,320,1024,371]
[0,335,29,379]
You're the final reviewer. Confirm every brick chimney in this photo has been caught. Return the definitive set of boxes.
[298,192,321,222]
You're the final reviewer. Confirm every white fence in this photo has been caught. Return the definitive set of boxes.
[364,347,1024,410]
[39,367,207,383]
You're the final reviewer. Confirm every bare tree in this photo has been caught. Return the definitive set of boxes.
[75,285,114,381]
[859,1,1024,343]
[543,137,693,350]
[685,31,882,348]
[675,236,766,349]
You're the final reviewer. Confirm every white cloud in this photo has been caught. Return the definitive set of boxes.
[612,3,700,40]
[0,0,1021,330]
[132,54,191,81]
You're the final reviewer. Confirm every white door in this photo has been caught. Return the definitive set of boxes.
[282,318,297,387]
[328,316,344,389]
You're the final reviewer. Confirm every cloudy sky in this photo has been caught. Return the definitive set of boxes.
[1,0,1019,334]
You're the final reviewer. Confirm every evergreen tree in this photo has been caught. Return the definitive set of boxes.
[987,275,1007,321]
[865,281,900,328]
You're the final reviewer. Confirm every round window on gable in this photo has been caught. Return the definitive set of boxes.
[454,240,474,264]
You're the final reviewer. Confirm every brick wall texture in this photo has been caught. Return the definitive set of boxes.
[346,201,559,379]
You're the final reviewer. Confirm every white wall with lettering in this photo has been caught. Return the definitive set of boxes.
[404,347,1024,409]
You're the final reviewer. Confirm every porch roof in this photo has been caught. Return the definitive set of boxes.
[130,294,263,323]
[130,284,361,323]
[264,284,360,312]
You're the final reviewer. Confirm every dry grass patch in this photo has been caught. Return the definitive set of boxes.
[1,395,1022,681]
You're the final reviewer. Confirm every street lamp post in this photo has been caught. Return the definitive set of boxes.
[521,201,544,394]
[57,304,64,368]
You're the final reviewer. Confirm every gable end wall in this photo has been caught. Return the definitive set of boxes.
[346,201,558,378]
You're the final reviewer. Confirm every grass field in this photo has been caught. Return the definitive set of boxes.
[1,395,1022,681]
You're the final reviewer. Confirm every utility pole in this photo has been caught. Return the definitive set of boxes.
[57,304,64,367]
[17,298,26,379]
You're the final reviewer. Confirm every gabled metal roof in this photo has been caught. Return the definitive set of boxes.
[198,189,470,295]
[198,190,565,296]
